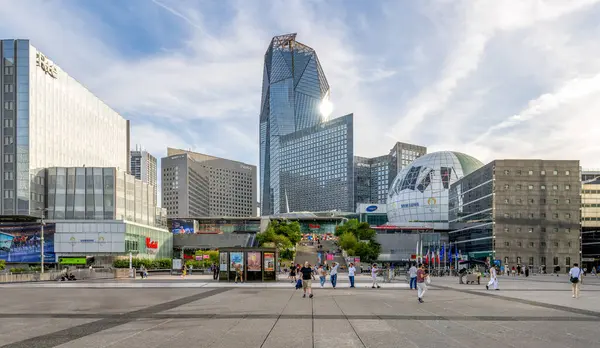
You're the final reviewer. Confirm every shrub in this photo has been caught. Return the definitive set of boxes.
[112,257,174,269]
[0,260,5,271]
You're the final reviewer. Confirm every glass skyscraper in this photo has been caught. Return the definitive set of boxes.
[260,34,353,214]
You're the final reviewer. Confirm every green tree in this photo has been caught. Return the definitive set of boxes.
[335,219,380,262]
[0,259,5,271]
[338,232,358,252]
[257,220,301,260]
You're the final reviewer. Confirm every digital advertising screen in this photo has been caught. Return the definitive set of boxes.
[0,223,56,263]
[171,219,196,234]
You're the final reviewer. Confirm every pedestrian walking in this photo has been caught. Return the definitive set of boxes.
[569,263,583,298]
[417,263,427,303]
[371,263,381,289]
[289,264,296,283]
[486,265,499,290]
[317,264,326,288]
[330,262,339,289]
[408,263,417,290]
[300,262,314,298]
[348,263,356,288]
[213,263,219,280]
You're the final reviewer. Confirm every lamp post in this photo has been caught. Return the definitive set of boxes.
[37,208,48,274]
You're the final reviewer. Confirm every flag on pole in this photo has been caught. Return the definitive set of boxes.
[448,245,453,263]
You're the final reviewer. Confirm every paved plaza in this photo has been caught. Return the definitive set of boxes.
[1,275,599,348]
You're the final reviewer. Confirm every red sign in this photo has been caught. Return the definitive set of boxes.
[145,237,158,249]
[202,255,210,259]
[326,253,334,261]
[354,257,360,263]
[410,254,416,260]
[309,224,321,229]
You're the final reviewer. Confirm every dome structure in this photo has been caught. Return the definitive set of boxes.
[387,151,483,228]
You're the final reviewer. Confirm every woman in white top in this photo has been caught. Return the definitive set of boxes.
[569,263,583,299]
[371,263,381,289]
[348,263,356,288]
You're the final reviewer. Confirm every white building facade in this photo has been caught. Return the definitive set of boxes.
[0,39,129,216]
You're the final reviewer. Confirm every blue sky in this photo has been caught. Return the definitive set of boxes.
[1,0,600,174]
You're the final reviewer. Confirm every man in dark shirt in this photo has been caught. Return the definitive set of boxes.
[300,261,314,298]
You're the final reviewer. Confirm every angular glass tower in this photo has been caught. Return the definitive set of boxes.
[260,34,331,215]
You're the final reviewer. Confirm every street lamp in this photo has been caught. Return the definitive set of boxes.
[36,208,48,274]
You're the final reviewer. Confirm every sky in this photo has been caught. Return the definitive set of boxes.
[1,0,600,190]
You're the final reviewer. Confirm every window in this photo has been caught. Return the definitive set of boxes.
[3,101,13,110]
[3,190,13,198]
[517,257,522,263]
[504,184,510,189]
[552,185,558,190]
[528,170,533,175]
[553,213,559,218]
[505,241,510,247]
[566,199,571,204]
[529,199,535,204]
[566,257,571,266]
[516,184,522,190]
[565,228,571,233]
[516,212,522,218]
[517,241,522,247]
[4,66,13,75]
[517,228,522,233]
[529,257,534,265]
[568,242,572,247]
[565,170,570,175]
[565,184,570,190]
[541,242,546,247]
[504,257,509,264]
[540,256,546,265]
[541,184,546,190]
[4,119,13,127]
[504,228,509,232]
[540,199,546,205]
[554,242,559,247]
[553,170,558,175]
[541,212,546,218]
[516,170,522,175]
[3,172,13,180]
[553,199,559,204]
[528,184,534,190]
[565,213,571,219]
[528,228,533,233]
[504,213,510,218]
[541,170,546,176]
[516,199,522,204]
[529,213,534,218]
[4,154,13,163]
[553,257,558,266]
[3,136,13,145]
[553,228,558,233]
[4,84,13,93]
[504,198,509,204]
[541,227,546,232]
[503,170,510,175]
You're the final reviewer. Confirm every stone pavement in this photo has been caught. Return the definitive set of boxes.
[1,275,599,348]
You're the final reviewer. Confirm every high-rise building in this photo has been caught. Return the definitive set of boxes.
[161,154,209,218]
[130,147,158,203]
[354,142,427,206]
[0,39,129,217]
[260,33,332,215]
[449,160,581,271]
[164,148,257,217]
[581,169,600,269]
[279,114,354,212]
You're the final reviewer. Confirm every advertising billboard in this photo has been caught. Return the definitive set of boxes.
[171,219,196,234]
[247,252,261,271]
[0,223,56,263]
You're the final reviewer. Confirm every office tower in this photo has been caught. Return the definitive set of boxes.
[279,114,354,212]
[167,148,257,217]
[581,169,600,269]
[161,154,209,218]
[354,142,427,206]
[0,39,129,217]
[449,160,581,271]
[260,33,333,215]
[130,147,158,202]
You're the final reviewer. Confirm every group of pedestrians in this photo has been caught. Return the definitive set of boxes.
[407,263,429,303]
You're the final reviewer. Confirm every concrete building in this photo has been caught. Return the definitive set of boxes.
[0,39,129,217]
[166,148,257,217]
[130,147,158,203]
[354,142,427,206]
[581,169,600,270]
[161,154,209,218]
[449,160,581,272]
[356,203,388,226]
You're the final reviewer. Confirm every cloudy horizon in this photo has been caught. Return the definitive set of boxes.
[1,0,599,182]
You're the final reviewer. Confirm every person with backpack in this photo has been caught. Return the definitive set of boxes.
[569,263,583,298]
